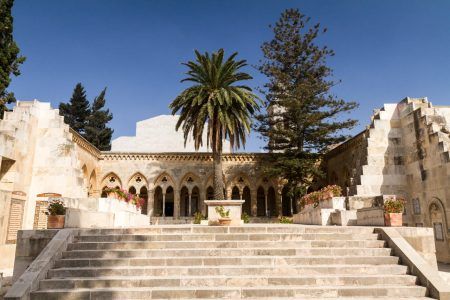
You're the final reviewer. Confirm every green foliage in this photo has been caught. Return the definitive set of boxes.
[45,199,66,216]
[255,9,358,200]
[85,88,114,150]
[193,211,205,224]
[241,212,250,223]
[170,49,259,199]
[279,216,293,224]
[384,197,406,214]
[59,83,90,134]
[215,206,230,218]
[0,0,26,119]
[59,84,113,150]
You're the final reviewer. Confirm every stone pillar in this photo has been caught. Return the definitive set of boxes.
[226,188,232,200]
[276,189,282,217]
[174,188,180,218]
[162,193,166,217]
[147,189,154,216]
[200,189,207,215]
[264,193,268,217]
[251,189,257,217]
[188,192,192,217]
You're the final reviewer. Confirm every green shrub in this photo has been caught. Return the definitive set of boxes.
[279,216,293,224]
[46,199,66,216]
[193,212,205,224]
[241,212,250,223]
[215,206,230,218]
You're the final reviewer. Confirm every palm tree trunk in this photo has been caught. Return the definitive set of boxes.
[213,150,225,200]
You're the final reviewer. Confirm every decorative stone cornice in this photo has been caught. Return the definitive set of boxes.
[100,152,267,162]
[70,128,102,159]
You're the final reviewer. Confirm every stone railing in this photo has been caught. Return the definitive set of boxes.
[376,228,450,299]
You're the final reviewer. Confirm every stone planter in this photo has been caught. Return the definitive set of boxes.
[384,213,402,227]
[204,200,245,226]
[218,218,232,226]
[47,215,65,229]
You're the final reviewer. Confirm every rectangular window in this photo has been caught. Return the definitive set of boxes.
[434,222,444,241]
[413,198,421,215]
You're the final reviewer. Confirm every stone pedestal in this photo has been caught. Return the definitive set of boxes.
[204,200,244,225]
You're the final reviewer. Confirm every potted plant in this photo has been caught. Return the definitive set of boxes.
[45,199,66,229]
[383,197,405,227]
[215,206,231,226]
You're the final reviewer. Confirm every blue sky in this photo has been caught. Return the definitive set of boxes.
[9,0,450,152]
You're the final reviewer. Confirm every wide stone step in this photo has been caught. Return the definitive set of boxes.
[48,264,408,277]
[30,285,427,299]
[39,274,418,289]
[75,232,380,242]
[62,247,392,259]
[77,225,377,236]
[67,240,386,250]
[55,255,400,268]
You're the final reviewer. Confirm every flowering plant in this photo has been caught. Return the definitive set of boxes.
[300,185,343,209]
[104,188,145,209]
[45,200,66,216]
[384,196,406,214]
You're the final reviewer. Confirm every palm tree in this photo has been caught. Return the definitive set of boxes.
[170,49,259,199]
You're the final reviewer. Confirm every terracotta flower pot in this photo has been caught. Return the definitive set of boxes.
[47,215,65,229]
[218,218,231,226]
[384,213,402,227]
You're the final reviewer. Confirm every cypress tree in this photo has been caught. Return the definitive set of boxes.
[85,88,113,150]
[59,83,90,134]
[0,0,26,119]
[255,9,358,203]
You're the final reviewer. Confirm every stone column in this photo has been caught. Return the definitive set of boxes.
[276,189,282,217]
[174,188,180,218]
[162,192,166,217]
[200,189,207,215]
[251,189,257,217]
[226,188,232,200]
[188,192,192,217]
[264,193,268,217]
[147,189,154,216]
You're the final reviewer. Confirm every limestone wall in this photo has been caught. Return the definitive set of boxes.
[325,97,450,263]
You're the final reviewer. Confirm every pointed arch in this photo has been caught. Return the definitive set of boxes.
[88,169,97,197]
[180,172,201,188]
[128,172,148,192]
[153,172,176,189]
[100,172,122,189]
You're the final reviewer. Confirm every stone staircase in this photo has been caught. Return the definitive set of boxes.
[30,225,433,299]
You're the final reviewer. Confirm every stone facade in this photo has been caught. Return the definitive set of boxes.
[0,101,287,269]
[325,97,450,262]
[1,97,450,266]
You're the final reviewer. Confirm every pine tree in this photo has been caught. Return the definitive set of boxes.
[255,9,358,202]
[85,88,113,150]
[0,0,26,119]
[59,83,90,134]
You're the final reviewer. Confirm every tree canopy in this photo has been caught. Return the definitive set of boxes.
[59,83,90,134]
[255,9,358,204]
[85,88,114,151]
[170,49,259,199]
[0,0,25,119]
